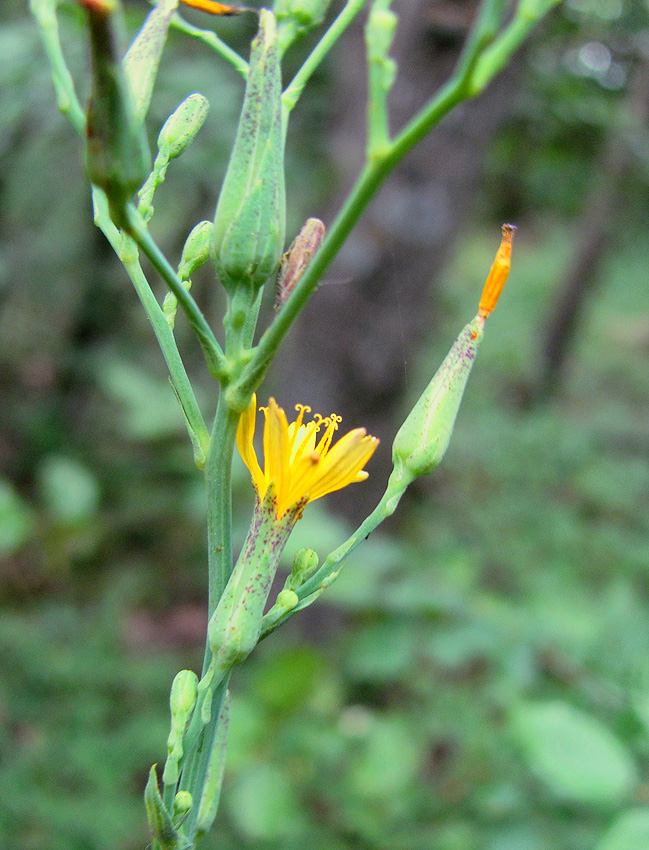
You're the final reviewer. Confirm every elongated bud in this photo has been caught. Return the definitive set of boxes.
[392,225,515,484]
[163,669,198,786]
[169,669,198,717]
[179,0,250,14]
[366,1,398,88]
[275,218,326,309]
[158,94,210,161]
[392,318,484,482]
[124,0,179,123]
[212,9,286,294]
[178,220,214,280]
[163,221,213,329]
[80,0,150,220]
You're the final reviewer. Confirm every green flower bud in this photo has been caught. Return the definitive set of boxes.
[163,221,213,330]
[274,0,331,28]
[173,791,193,819]
[178,220,214,281]
[124,0,179,122]
[157,93,210,161]
[287,547,319,590]
[163,669,198,787]
[366,3,398,67]
[391,225,515,486]
[212,9,286,294]
[392,318,485,484]
[169,669,198,718]
[518,0,561,20]
[276,588,299,611]
[80,0,151,221]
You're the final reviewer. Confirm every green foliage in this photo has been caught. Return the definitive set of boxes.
[512,701,637,805]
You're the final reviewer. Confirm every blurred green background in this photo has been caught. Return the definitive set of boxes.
[2,0,649,848]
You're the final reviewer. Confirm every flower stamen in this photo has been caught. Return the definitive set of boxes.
[236,396,379,518]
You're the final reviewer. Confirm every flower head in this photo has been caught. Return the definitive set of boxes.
[237,396,379,517]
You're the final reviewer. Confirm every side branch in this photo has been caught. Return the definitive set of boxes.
[123,206,230,382]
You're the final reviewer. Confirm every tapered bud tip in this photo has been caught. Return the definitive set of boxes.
[179,0,251,15]
[77,0,117,13]
[478,223,516,319]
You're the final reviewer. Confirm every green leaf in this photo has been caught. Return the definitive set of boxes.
[347,715,420,800]
[37,456,100,524]
[98,357,185,439]
[226,764,305,841]
[512,701,637,805]
[0,478,34,556]
[595,810,649,850]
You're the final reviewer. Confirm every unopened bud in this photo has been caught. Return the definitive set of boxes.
[366,3,398,64]
[517,0,561,20]
[158,93,210,161]
[275,218,326,309]
[274,0,332,28]
[163,670,198,786]
[163,221,213,329]
[173,791,193,819]
[287,547,319,590]
[80,0,151,220]
[276,588,299,611]
[392,318,484,482]
[212,9,286,294]
[124,0,179,123]
[179,221,214,281]
[170,669,198,718]
[392,225,515,483]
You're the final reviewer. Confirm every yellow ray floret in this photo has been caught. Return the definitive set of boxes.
[237,396,380,517]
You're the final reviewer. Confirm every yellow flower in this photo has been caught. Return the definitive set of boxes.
[237,396,379,518]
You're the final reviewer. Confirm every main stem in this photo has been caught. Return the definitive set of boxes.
[173,392,239,841]
[205,392,239,620]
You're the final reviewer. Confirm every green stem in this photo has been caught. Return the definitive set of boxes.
[178,675,231,844]
[281,0,371,112]
[123,206,230,381]
[300,480,404,598]
[466,5,547,95]
[260,475,409,640]
[205,394,240,619]
[173,395,240,841]
[92,189,209,457]
[30,0,86,136]
[169,12,249,78]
